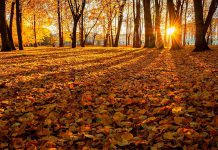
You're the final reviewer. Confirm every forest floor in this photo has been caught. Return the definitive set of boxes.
[0,46,217,149]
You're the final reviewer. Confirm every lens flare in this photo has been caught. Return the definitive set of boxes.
[167,27,175,35]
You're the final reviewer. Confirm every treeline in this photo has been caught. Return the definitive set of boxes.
[0,0,217,52]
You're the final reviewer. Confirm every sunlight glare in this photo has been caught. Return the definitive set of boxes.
[167,27,175,35]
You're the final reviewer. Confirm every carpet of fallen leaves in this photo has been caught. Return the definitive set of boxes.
[0,46,217,149]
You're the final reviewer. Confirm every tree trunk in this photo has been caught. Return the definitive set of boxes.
[0,0,15,51]
[104,34,109,47]
[114,0,126,47]
[193,0,216,51]
[167,0,182,50]
[16,0,23,50]
[143,0,155,48]
[183,0,188,46]
[133,0,141,48]
[110,21,114,47]
[7,24,16,50]
[57,0,64,47]
[155,0,163,49]
[164,9,168,47]
[72,19,78,48]
[80,12,85,47]
[33,14,37,47]
[9,1,15,33]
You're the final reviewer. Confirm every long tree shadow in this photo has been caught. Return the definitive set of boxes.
[0,48,163,148]
[0,49,143,80]
[1,47,162,104]
[0,48,141,66]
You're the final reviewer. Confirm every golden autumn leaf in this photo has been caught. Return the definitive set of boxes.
[113,112,126,123]
[163,132,176,140]
[121,132,134,141]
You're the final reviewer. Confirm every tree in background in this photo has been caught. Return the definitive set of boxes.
[113,0,127,47]
[16,0,24,50]
[57,0,64,47]
[193,0,218,51]
[155,0,164,49]
[167,0,183,50]
[133,0,141,48]
[67,0,86,48]
[143,0,155,48]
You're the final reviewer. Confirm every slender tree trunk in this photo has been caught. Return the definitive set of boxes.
[114,0,126,47]
[110,21,114,47]
[183,0,188,46]
[155,0,164,49]
[9,1,15,33]
[104,34,109,47]
[9,1,16,50]
[126,3,129,46]
[33,14,37,47]
[164,9,168,47]
[57,0,64,47]
[16,0,23,50]
[133,0,141,48]
[80,12,85,47]
[143,0,155,48]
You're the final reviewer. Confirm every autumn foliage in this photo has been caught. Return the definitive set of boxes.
[0,47,217,149]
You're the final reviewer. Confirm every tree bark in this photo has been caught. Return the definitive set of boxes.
[67,0,86,48]
[164,9,168,47]
[155,0,163,49]
[16,0,23,50]
[193,0,217,51]
[143,0,155,48]
[183,0,188,46]
[114,0,127,47]
[9,1,15,33]
[80,12,85,47]
[33,14,37,47]
[0,0,15,51]
[72,19,78,48]
[57,0,64,47]
[133,0,141,48]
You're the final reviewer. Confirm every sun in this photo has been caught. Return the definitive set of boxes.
[167,27,175,35]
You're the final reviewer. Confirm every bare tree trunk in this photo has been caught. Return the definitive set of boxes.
[114,0,126,47]
[33,14,37,47]
[193,0,217,51]
[9,1,15,33]
[67,0,86,48]
[133,0,141,48]
[57,0,64,47]
[126,3,129,46]
[143,0,155,48]
[80,12,85,47]
[0,0,15,51]
[72,19,79,48]
[183,0,188,46]
[16,0,23,50]
[110,21,114,47]
[155,0,164,49]
[164,9,168,47]
[8,1,16,50]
